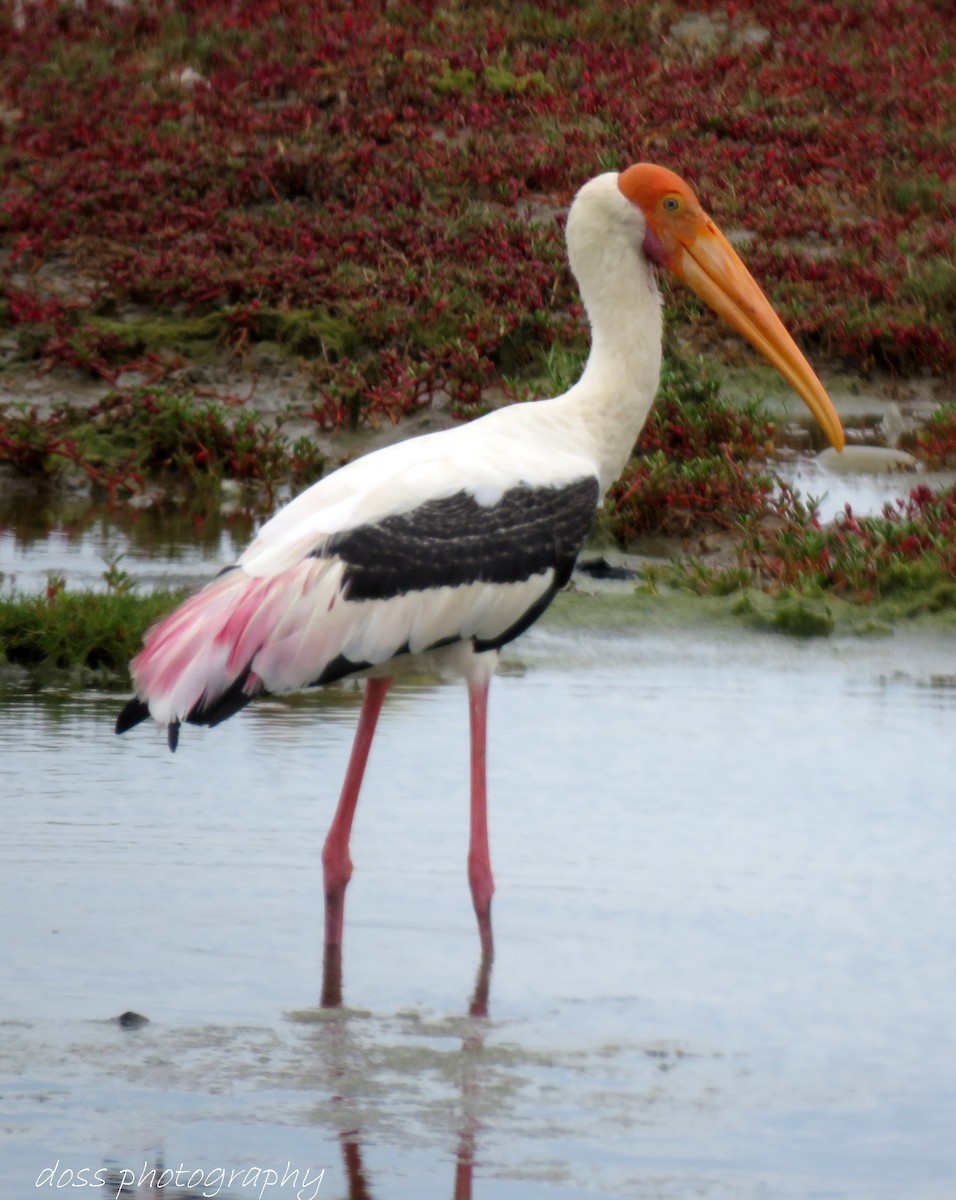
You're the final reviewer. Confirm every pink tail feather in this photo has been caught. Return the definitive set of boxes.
[128,568,283,728]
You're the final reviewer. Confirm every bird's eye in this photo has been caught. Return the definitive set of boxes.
[662,196,681,213]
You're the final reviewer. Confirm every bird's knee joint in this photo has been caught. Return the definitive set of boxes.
[322,848,353,894]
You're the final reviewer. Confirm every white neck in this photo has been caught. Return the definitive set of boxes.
[558,173,664,491]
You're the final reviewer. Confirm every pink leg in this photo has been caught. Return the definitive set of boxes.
[322,676,392,950]
[467,671,495,962]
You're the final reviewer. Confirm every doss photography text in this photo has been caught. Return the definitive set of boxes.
[36,1161,326,1199]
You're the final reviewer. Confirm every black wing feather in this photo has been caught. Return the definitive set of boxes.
[115,697,150,735]
[325,477,600,602]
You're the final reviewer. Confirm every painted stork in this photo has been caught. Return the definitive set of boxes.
[117,164,844,998]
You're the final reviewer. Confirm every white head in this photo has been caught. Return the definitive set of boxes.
[565,172,655,301]
[565,163,844,451]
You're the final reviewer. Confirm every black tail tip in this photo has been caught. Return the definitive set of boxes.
[116,699,180,753]
[115,697,150,735]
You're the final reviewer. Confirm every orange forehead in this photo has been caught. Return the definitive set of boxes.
[618,163,702,212]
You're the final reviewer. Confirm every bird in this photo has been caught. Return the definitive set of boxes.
[116,163,844,1001]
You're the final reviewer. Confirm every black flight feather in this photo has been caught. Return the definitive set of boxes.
[115,696,150,735]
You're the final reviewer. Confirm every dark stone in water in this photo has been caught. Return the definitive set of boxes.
[116,1010,149,1028]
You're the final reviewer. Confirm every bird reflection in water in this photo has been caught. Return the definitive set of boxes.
[314,962,493,1200]
[99,989,488,1200]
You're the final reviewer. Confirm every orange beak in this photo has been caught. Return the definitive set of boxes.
[676,219,844,452]
[619,164,845,452]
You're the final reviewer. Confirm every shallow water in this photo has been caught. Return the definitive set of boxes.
[780,458,920,524]
[0,498,251,593]
[2,617,955,1199]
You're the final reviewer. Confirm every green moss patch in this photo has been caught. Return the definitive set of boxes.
[0,588,182,679]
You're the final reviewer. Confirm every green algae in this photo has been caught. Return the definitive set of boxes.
[87,312,228,359]
[730,590,835,637]
[87,306,367,363]
[551,576,956,641]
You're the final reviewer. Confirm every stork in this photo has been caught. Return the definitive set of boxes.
[117,164,844,1002]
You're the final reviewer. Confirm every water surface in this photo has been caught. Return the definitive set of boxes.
[2,618,954,1198]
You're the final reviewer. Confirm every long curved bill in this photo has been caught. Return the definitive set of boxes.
[677,220,844,452]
